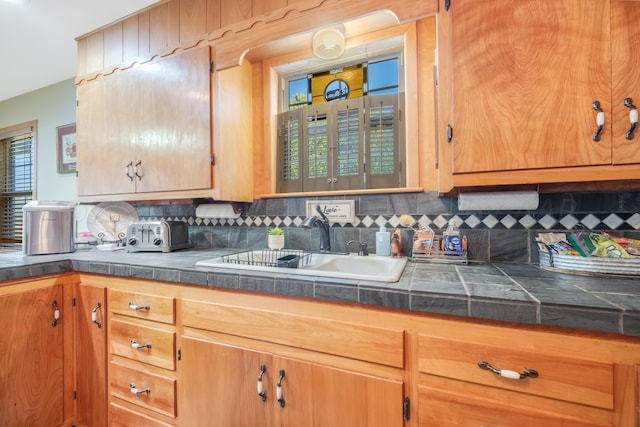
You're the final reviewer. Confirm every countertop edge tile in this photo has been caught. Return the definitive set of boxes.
[1,249,639,336]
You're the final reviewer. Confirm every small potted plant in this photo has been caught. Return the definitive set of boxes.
[267,226,285,250]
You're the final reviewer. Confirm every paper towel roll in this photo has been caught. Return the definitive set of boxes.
[458,191,539,211]
[195,203,241,218]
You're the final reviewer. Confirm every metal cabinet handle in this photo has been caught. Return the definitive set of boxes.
[478,361,538,380]
[130,339,151,350]
[276,369,285,407]
[51,300,61,327]
[129,383,150,395]
[91,301,102,328]
[257,364,266,402]
[128,302,150,311]
[125,161,134,181]
[135,160,143,181]
[592,100,605,142]
[625,97,638,140]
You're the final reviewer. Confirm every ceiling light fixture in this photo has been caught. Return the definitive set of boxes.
[312,27,346,60]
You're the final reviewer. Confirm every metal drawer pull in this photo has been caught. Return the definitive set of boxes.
[478,361,538,380]
[625,97,637,140]
[128,302,150,311]
[91,301,102,328]
[592,100,605,142]
[135,160,144,181]
[257,364,266,401]
[51,300,60,327]
[276,369,285,408]
[129,383,151,395]
[130,339,152,350]
[125,161,134,181]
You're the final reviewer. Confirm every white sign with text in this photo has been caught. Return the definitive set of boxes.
[305,200,355,224]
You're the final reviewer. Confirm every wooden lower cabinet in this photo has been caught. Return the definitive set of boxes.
[66,274,640,427]
[179,338,272,427]
[179,336,404,427]
[273,355,404,426]
[106,286,178,426]
[415,331,635,426]
[74,283,108,427]
[109,402,174,427]
[418,385,609,427]
[0,283,65,427]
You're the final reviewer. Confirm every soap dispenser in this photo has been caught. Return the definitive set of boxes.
[376,224,391,256]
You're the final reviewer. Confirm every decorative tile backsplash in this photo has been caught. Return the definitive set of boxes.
[134,191,640,263]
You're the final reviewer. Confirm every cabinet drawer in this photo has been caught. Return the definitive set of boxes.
[110,318,176,370]
[418,386,609,427]
[182,298,404,368]
[109,289,175,324]
[109,402,173,427]
[418,335,613,410]
[110,361,176,418]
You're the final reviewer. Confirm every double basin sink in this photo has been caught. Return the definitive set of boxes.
[196,249,408,283]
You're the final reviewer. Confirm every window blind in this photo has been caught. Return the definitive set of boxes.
[0,128,33,250]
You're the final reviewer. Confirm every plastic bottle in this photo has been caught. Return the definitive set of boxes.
[376,224,391,256]
[443,219,464,255]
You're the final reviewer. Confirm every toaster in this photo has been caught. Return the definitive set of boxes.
[126,220,190,253]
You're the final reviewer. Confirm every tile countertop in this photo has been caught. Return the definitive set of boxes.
[1,248,640,337]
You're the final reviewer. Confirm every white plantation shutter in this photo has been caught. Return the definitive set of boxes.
[365,93,404,189]
[0,125,34,250]
[276,94,402,193]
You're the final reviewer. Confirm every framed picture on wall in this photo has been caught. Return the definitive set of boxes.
[56,123,76,174]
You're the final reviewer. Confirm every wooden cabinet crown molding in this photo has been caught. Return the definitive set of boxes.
[76,0,438,82]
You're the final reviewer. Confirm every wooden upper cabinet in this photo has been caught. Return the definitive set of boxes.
[77,46,213,198]
[611,0,640,165]
[445,0,612,174]
[220,0,252,27]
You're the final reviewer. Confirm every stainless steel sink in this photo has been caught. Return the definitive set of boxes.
[196,249,408,283]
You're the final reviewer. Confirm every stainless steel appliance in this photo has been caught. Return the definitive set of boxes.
[23,201,76,255]
[125,220,189,253]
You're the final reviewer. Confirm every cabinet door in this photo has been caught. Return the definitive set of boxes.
[419,386,610,427]
[179,337,273,427]
[275,356,404,427]
[77,47,212,197]
[611,0,640,164]
[134,46,212,193]
[447,0,612,173]
[77,75,137,196]
[75,283,107,427]
[0,285,64,427]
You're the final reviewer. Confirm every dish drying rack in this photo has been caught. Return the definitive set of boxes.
[218,249,314,268]
[411,234,468,264]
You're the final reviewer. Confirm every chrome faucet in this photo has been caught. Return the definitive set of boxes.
[301,204,331,252]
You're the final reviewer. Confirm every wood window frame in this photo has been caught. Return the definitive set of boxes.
[0,120,36,249]
[258,21,421,197]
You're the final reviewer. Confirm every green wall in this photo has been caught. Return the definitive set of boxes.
[0,78,77,201]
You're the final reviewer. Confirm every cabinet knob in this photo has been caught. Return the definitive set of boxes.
[592,100,605,142]
[624,97,637,141]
